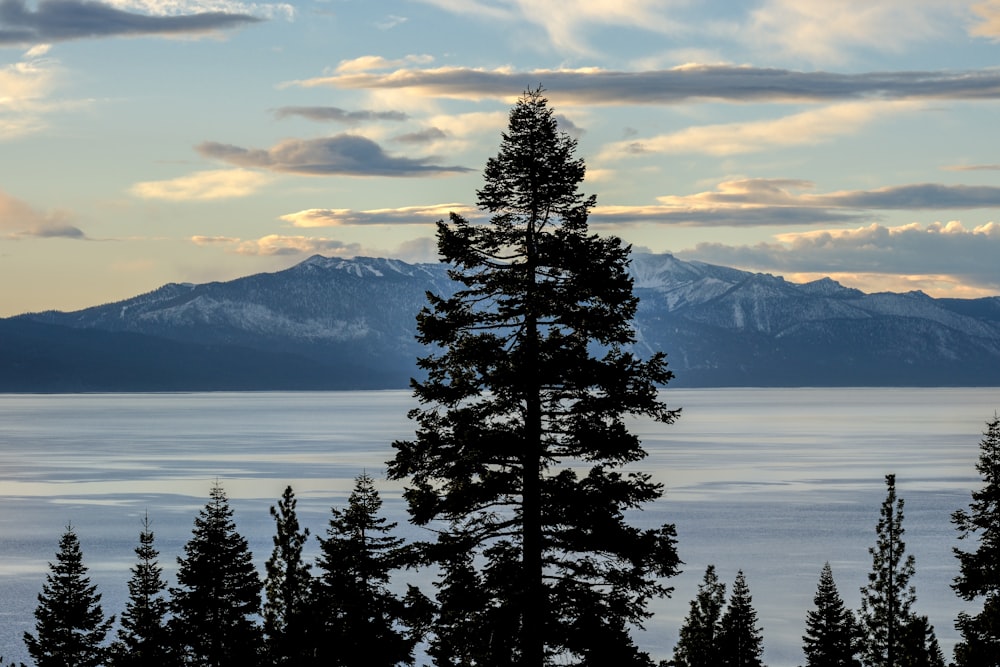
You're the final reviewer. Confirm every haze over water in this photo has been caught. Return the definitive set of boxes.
[0,388,997,666]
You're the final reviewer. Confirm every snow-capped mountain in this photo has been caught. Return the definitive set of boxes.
[4,253,1000,391]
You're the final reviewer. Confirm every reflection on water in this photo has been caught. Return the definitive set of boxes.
[1,388,998,666]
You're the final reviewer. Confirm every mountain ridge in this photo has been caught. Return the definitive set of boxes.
[4,252,1000,391]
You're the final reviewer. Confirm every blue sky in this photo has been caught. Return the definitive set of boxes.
[2,0,1000,316]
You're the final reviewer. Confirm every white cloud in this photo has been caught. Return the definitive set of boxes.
[129,169,272,200]
[970,0,1000,39]
[599,101,922,158]
[191,234,363,256]
[0,52,60,140]
[333,54,435,74]
[280,203,475,227]
[103,0,295,20]
[745,0,966,64]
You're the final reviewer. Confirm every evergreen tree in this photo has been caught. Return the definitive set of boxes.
[313,472,421,666]
[717,570,765,667]
[667,564,726,667]
[859,474,916,667]
[264,485,313,666]
[898,616,945,667]
[951,415,1000,666]
[23,525,114,667]
[388,87,680,667]
[110,513,172,667]
[801,562,862,667]
[169,482,263,667]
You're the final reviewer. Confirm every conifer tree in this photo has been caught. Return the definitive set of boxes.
[951,415,1000,666]
[899,615,945,667]
[716,570,765,667]
[801,562,862,667]
[313,472,421,666]
[388,86,680,667]
[859,474,916,667]
[23,526,114,667]
[666,564,726,667]
[169,482,263,667]
[264,485,313,666]
[110,513,172,667]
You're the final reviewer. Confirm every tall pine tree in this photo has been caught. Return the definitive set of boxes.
[110,513,172,667]
[264,485,313,666]
[666,564,726,667]
[801,562,862,667]
[312,472,422,667]
[23,526,114,667]
[859,474,916,667]
[169,482,263,667]
[716,570,765,667]
[388,86,680,667]
[951,415,1000,666]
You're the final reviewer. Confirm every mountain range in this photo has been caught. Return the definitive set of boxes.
[3,253,1000,391]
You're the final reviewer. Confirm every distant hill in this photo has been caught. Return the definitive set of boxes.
[4,253,1000,391]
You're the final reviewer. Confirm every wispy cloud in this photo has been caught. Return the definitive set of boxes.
[970,0,1000,40]
[0,48,59,138]
[279,203,475,227]
[129,169,271,200]
[744,0,961,64]
[0,189,84,239]
[677,221,1000,293]
[415,0,682,55]
[0,0,261,46]
[191,233,362,256]
[196,135,473,176]
[273,106,409,124]
[942,163,1000,171]
[599,101,920,158]
[591,178,1000,227]
[291,63,1000,105]
[104,0,294,20]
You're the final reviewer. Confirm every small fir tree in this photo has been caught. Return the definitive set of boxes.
[263,485,313,666]
[169,481,263,667]
[951,415,1000,666]
[859,474,916,667]
[313,472,420,666]
[23,526,115,667]
[899,615,945,667]
[667,564,726,667]
[801,562,862,667]
[110,513,172,667]
[716,570,765,667]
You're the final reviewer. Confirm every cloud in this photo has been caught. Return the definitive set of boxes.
[589,178,1000,228]
[393,127,447,145]
[0,47,75,139]
[376,14,407,30]
[104,0,294,20]
[0,0,261,46]
[599,101,920,158]
[971,0,1000,39]
[290,64,1000,105]
[331,54,434,74]
[279,203,476,227]
[129,168,271,200]
[415,0,681,55]
[191,233,363,256]
[942,163,1000,171]
[195,135,473,176]
[676,221,1000,293]
[273,106,409,124]
[0,189,84,239]
[745,0,961,64]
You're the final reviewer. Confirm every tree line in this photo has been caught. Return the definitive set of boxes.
[5,88,1000,667]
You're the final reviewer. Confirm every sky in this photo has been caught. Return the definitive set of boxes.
[3,0,1000,316]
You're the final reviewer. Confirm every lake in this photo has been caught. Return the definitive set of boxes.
[0,388,998,666]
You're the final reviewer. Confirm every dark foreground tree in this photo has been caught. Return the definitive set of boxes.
[717,570,764,667]
[169,482,263,667]
[110,514,172,667]
[801,562,862,667]
[388,87,681,666]
[23,526,114,667]
[313,472,425,666]
[666,564,726,667]
[859,474,916,667]
[264,485,313,666]
[952,415,1000,666]
[899,615,945,667]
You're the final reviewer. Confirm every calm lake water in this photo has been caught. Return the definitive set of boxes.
[1,388,998,666]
